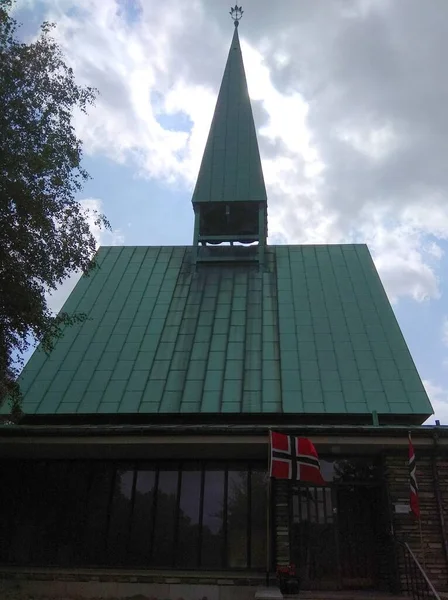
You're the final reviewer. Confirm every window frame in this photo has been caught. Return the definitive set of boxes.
[0,458,268,572]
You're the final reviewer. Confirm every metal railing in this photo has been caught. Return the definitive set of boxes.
[396,540,441,600]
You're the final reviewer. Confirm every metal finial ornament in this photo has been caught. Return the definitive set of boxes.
[230,5,243,26]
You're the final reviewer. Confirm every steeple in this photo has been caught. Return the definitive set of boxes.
[192,6,267,266]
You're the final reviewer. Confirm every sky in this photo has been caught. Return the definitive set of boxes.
[13,0,448,424]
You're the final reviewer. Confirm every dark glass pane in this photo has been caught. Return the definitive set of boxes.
[175,465,202,567]
[0,461,23,563]
[321,457,381,483]
[9,461,44,564]
[62,461,92,566]
[201,468,225,568]
[250,469,268,569]
[33,461,76,565]
[128,467,156,566]
[107,466,135,565]
[227,468,248,568]
[16,461,50,565]
[291,485,337,584]
[33,461,91,566]
[151,469,179,566]
[83,462,115,565]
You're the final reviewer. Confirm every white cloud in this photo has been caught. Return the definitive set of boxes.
[361,222,440,303]
[442,317,448,347]
[242,41,321,170]
[21,0,448,303]
[36,0,217,188]
[336,123,398,162]
[423,380,448,425]
[79,197,125,248]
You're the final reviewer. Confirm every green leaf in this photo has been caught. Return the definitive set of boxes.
[0,0,109,416]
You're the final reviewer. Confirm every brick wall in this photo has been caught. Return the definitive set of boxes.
[436,448,448,565]
[273,480,290,566]
[385,449,448,592]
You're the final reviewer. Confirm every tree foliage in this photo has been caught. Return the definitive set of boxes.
[0,1,110,415]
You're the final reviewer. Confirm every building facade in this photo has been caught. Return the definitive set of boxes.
[1,13,447,600]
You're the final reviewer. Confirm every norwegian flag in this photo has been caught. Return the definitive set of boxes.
[409,433,420,519]
[270,431,325,484]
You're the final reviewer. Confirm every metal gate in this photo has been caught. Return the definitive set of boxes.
[289,483,389,590]
[337,485,378,588]
[289,484,339,589]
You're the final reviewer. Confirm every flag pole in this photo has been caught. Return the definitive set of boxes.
[266,430,272,587]
[419,517,426,569]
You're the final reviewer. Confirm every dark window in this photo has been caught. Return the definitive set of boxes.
[201,468,225,568]
[107,465,135,564]
[290,484,338,584]
[83,462,115,565]
[175,464,202,568]
[250,469,268,568]
[13,461,47,565]
[128,466,156,565]
[0,461,23,563]
[63,461,92,566]
[151,468,179,566]
[33,461,71,565]
[1,459,267,570]
[320,457,381,483]
[227,468,248,568]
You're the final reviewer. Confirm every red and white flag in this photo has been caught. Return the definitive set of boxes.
[269,431,325,485]
[409,432,420,519]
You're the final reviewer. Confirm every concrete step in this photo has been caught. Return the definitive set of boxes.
[284,593,411,600]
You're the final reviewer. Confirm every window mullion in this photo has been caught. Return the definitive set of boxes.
[223,466,228,568]
[148,466,160,565]
[124,463,138,565]
[172,465,183,567]
[198,462,205,567]
[247,464,252,568]
[103,463,117,565]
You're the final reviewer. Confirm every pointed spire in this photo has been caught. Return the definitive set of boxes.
[192,15,267,205]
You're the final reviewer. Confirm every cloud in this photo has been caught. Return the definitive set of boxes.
[79,197,125,248]
[423,380,448,425]
[442,318,448,369]
[46,197,124,314]
[442,317,448,347]
[32,0,218,188]
[257,0,448,302]
[23,0,448,302]
[361,222,440,303]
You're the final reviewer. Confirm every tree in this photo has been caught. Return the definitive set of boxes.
[0,1,110,415]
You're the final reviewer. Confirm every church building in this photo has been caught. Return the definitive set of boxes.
[1,7,447,600]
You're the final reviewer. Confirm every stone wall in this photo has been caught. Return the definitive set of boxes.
[385,448,448,592]
[272,448,448,593]
[273,480,290,566]
[0,571,265,600]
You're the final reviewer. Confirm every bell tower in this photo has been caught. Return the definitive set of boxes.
[191,6,267,268]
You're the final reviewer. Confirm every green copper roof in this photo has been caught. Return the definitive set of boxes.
[8,244,432,422]
[192,26,267,204]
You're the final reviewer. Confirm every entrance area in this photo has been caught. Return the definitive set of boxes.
[289,458,393,591]
[337,485,386,588]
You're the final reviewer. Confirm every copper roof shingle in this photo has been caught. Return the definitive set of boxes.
[6,244,432,422]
